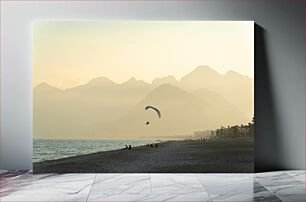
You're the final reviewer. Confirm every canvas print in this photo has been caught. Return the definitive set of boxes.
[33,21,254,173]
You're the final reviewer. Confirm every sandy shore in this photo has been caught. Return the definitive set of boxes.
[33,137,253,173]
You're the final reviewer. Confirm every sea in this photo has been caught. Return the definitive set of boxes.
[33,139,156,163]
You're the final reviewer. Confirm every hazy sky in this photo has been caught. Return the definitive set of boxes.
[33,21,254,89]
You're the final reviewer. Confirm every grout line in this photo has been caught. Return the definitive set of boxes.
[254,181,283,202]
[149,173,153,194]
[194,174,212,201]
[86,173,97,202]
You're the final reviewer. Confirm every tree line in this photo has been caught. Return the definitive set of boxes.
[212,117,254,137]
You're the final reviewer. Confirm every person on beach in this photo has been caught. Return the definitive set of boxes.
[128,145,132,150]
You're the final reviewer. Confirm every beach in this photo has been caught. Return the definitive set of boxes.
[33,137,253,173]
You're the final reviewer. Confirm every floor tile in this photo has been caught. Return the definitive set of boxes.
[211,193,282,202]
[253,181,271,194]
[88,194,211,202]
[255,171,293,181]
[0,194,88,201]
[1,171,41,196]
[197,174,254,195]
[275,194,305,202]
[1,173,96,196]
[257,179,305,195]
[210,194,254,201]
[90,174,151,195]
[286,170,306,183]
[150,174,207,195]
[253,194,282,202]
[255,171,305,195]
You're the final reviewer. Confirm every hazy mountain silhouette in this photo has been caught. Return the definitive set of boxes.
[192,88,239,112]
[34,77,152,139]
[34,66,253,139]
[179,65,253,118]
[105,84,248,138]
[86,76,116,87]
[152,75,179,87]
[180,65,222,89]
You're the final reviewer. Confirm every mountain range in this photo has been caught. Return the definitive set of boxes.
[34,65,253,139]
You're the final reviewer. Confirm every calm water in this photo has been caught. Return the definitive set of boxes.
[33,139,156,163]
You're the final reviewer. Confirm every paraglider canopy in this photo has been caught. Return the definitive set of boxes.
[145,105,161,118]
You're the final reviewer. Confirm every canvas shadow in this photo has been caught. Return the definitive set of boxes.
[254,24,285,172]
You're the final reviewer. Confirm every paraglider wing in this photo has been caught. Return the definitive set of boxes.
[145,105,161,118]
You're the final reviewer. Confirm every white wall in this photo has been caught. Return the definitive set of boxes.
[1,0,304,170]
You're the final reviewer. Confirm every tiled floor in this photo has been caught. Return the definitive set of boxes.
[0,170,305,201]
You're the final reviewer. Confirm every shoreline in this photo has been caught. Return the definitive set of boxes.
[34,137,254,173]
[33,141,161,164]
[33,139,160,163]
